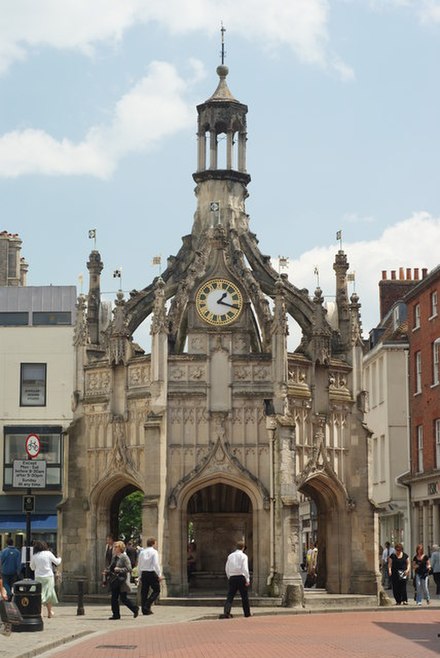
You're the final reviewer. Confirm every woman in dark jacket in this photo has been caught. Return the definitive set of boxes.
[106,541,139,620]
[388,543,410,605]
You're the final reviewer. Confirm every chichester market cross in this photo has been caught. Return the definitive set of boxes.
[61,62,379,604]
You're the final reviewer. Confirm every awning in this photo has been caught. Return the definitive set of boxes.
[0,514,57,531]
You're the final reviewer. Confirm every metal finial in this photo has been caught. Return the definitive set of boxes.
[220,22,226,65]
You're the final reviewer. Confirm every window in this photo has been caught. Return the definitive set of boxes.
[414,303,421,329]
[20,364,46,406]
[32,312,71,326]
[433,340,440,386]
[417,425,424,473]
[3,426,62,490]
[431,291,438,319]
[436,420,440,469]
[415,351,422,394]
[0,312,28,326]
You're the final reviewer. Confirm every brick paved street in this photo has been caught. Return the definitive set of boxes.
[34,608,440,658]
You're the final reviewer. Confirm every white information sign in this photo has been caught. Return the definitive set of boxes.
[13,460,46,489]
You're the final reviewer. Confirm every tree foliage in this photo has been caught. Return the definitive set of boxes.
[118,490,143,543]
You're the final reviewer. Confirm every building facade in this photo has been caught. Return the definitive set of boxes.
[364,268,420,554]
[404,266,440,550]
[61,65,379,602]
[0,232,76,551]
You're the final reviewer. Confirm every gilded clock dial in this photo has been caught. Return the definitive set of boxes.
[196,278,243,326]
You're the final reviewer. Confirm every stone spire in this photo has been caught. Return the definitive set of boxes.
[333,250,350,351]
[86,250,103,345]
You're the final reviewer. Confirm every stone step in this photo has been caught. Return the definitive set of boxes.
[64,591,377,610]
[303,590,377,609]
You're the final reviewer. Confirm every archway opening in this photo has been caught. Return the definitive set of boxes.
[109,484,143,545]
[186,483,253,593]
[299,474,348,594]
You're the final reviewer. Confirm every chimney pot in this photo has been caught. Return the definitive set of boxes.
[399,267,404,280]
[382,270,387,280]
[391,270,396,280]
[422,268,428,278]
[406,268,411,280]
[414,268,419,280]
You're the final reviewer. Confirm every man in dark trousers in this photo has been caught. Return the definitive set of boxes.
[220,539,251,618]
[137,537,162,615]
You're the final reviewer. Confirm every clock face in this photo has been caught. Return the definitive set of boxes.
[196,278,243,326]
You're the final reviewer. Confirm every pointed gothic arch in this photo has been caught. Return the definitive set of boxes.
[86,474,144,590]
[299,472,352,593]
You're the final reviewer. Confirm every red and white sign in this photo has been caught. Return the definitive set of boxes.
[25,433,41,459]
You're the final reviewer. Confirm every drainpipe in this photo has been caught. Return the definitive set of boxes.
[266,416,277,589]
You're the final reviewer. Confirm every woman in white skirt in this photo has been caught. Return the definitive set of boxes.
[30,541,62,618]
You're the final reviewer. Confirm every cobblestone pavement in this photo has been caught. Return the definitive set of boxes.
[1,596,440,658]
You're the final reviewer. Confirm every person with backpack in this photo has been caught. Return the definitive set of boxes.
[0,539,21,601]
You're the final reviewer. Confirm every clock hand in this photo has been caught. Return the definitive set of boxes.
[217,300,239,309]
[217,293,227,303]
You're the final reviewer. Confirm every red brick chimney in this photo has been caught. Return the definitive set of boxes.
[378,268,422,320]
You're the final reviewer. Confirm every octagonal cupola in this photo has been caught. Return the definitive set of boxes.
[194,64,250,185]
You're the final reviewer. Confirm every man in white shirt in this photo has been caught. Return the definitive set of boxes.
[137,537,162,615]
[220,539,251,619]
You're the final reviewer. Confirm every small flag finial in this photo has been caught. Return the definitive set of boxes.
[314,266,320,288]
[88,228,97,249]
[336,230,342,250]
[152,255,162,275]
[278,256,289,275]
[113,267,122,290]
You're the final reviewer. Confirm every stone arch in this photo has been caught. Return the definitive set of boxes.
[87,473,144,591]
[299,471,351,594]
[168,472,266,596]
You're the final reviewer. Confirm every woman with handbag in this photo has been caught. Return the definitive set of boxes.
[388,543,410,605]
[30,541,61,618]
[106,541,139,620]
[413,543,431,606]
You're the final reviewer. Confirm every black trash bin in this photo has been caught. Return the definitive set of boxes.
[12,579,44,632]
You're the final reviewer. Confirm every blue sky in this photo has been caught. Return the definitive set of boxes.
[0,0,439,346]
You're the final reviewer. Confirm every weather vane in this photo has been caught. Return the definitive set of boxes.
[220,22,226,64]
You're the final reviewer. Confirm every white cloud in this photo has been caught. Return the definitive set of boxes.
[0,61,196,178]
[0,0,349,78]
[279,212,440,346]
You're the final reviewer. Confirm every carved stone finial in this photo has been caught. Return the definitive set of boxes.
[108,291,131,365]
[73,294,88,346]
[150,277,168,335]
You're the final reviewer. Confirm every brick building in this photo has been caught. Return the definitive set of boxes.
[403,265,440,549]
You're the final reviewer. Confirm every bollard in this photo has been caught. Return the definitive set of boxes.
[76,578,86,616]
[12,580,43,632]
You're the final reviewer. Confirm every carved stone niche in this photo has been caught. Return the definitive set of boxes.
[85,369,111,397]
[128,364,151,388]
[328,371,352,402]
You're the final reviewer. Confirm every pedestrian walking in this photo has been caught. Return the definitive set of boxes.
[0,539,21,600]
[413,543,431,606]
[430,544,440,597]
[105,540,139,620]
[388,542,410,605]
[29,541,61,618]
[220,539,251,619]
[137,537,162,615]
[381,541,394,589]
